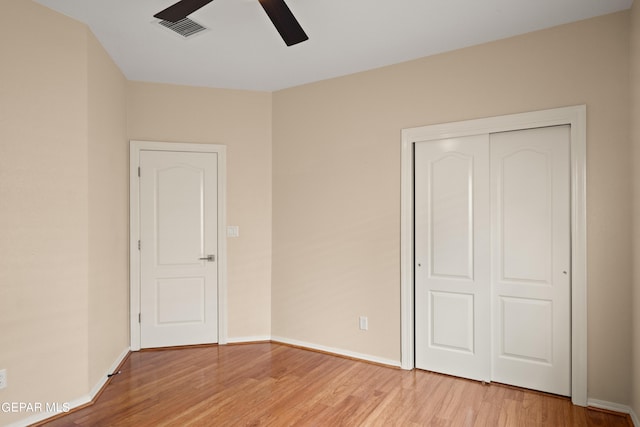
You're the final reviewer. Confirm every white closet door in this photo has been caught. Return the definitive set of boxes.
[490,126,571,396]
[415,135,491,381]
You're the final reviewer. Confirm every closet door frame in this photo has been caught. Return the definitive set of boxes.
[400,105,587,406]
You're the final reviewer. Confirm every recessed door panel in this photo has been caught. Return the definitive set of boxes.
[156,278,206,324]
[156,167,205,266]
[500,297,552,363]
[500,149,551,284]
[430,154,473,279]
[430,291,474,353]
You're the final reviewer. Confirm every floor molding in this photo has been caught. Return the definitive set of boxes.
[630,407,639,427]
[226,335,272,344]
[89,347,131,399]
[9,347,131,427]
[6,394,92,427]
[271,336,401,368]
[588,398,638,426]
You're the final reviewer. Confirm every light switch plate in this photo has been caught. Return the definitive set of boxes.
[227,226,239,238]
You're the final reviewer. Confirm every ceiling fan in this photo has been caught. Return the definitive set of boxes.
[154,0,308,46]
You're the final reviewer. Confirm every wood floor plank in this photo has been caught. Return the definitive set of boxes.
[36,343,631,427]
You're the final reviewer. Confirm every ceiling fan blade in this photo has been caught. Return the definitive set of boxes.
[154,0,215,23]
[258,0,308,46]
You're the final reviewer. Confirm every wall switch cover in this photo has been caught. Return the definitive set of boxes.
[227,226,239,238]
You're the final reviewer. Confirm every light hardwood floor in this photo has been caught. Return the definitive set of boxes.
[38,343,631,426]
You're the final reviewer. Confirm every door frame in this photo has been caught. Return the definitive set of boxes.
[129,140,228,351]
[400,105,587,406]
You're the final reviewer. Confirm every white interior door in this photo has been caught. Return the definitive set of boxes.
[414,125,571,396]
[414,134,491,381]
[490,126,571,396]
[139,150,218,348]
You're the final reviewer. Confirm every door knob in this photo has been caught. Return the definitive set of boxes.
[199,255,215,262]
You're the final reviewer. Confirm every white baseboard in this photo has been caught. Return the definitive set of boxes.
[6,394,93,427]
[89,347,131,398]
[588,398,638,426]
[630,406,639,427]
[6,347,130,427]
[271,336,401,368]
[226,335,272,344]
[588,398,631,413]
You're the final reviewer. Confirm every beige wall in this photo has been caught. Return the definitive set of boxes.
[87,32,129,387]
[272,11,632,403]
[0,1,90,424]
[630,0,640,422]
[127,82,273,340]
[0,2,129,425]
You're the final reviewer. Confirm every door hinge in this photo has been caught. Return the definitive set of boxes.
[138,313,141,323]
[138,166,141,177]
[138,240,141,250]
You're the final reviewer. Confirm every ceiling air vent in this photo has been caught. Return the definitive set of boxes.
[158,17,207,38]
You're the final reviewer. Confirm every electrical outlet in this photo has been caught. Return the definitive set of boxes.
[359,316,368,331]
[0,369,7,390]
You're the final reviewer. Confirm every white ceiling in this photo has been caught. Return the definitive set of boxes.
[35,0,633,91]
